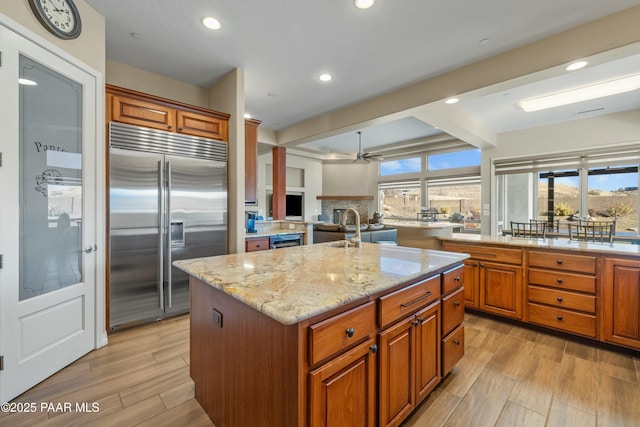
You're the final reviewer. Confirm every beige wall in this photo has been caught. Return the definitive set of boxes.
[0,0,105,75]
[106,60,209,108]
[257,152,323,222]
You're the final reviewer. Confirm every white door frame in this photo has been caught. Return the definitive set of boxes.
[0,12,106,403]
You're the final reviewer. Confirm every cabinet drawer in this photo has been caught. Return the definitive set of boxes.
[442,242,522,265]
[528,285,596,313]
[246,237,270,252]
[528,268,595,293]
[309,301,376,365]
[528,303,596,337]
[442,264,464,295]
[379,275,440,328]
[442,325,464,376]
[528,251,596,274]
[442,287,465,336]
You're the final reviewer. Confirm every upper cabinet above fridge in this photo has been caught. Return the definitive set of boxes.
[107,85,230,141]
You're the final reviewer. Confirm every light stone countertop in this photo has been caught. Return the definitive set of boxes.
[441,233,640,256]
[245,230,305,238]
[174,242,468,325]
[383,220,464,229]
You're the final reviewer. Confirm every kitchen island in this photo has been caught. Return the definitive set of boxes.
[174,242,468,427]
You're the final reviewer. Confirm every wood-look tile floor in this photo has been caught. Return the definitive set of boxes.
[2,312,639,426]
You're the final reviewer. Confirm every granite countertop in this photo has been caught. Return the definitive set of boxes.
[442,233,640,256]
[383,220,464,229]
[246,230,306,238]
[174,242,468,325]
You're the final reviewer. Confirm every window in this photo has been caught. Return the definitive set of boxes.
[377,148,481,230]
[427,176,481,229]
[494,147,640,237]
[428,149,480,170]
[379,181,421,219]
[380,157,421,176]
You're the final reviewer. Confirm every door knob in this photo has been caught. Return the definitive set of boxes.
[84,244,97,253]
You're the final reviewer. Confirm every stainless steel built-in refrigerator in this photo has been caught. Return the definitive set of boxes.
[108,122,227,331]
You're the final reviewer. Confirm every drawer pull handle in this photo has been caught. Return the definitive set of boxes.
[454,301,461,307]
[346,328,355,338]
[557,297,563,302]
[178,127,183,131]
[557,315,563,321]
[556,259,563,265]
[472,262,478,267]
[557,278,563,284]
[370,344,378,354]
[453,340,461,346]
[412,319,420,327]
[167,125,173,130]
[401,292,432,308]
[454,276,461,282]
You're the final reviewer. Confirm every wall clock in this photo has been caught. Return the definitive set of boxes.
[28,0,82,40]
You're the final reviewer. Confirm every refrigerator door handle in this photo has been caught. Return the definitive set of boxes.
[166,160,173,309]
[158,160,165,311]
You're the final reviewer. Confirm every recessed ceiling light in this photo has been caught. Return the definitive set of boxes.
[244,113,252,119]
[519,74,640,112]
[566,61,588,71]
[318,73,333,82]
[478,38,490,46]
[445,97,459,104]
[18,78,37,86]
[354,0,375,9]
[202,17,221,30]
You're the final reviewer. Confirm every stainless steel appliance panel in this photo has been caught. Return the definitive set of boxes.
[109,149,165,328]
[164,155,227,314]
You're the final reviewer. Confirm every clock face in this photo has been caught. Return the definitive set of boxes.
[29,0,82,39]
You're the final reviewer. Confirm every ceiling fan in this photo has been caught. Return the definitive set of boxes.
[353,131,384,163]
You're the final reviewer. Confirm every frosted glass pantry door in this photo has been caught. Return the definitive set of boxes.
[0,23,98,403]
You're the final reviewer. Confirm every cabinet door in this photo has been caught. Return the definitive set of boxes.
[111,95,175,131]
[309,338,376,427]
[463,260,479,307]
[415,303,441,404]
[378,317,414,427]
[176,110,228,140]
[479,261,523,319]
[244,119,260,204]
[603,258,640,350]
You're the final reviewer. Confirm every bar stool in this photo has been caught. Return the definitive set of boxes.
[510,221,546,238]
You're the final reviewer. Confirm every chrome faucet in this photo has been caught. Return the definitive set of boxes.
[341,207,361,247]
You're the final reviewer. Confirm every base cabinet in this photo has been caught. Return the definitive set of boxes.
[378,302,440,427]
[309,338,377,427]
[462,259,479,308]
[479,261,523,319]
[603,258,640,350]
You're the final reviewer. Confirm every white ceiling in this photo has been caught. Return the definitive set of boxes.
[87,0,640,158]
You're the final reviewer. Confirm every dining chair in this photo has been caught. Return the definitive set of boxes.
[530,219,560,233]
[567,222,615,243]
[511,221,546,238]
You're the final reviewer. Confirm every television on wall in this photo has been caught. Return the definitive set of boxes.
[285,194,303,217]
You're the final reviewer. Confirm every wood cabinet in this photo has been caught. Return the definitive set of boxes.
[441,265,465,376]
[527,250,597,338]
[107,85,229,141]
[245,236,269,252]
[378,302,440,427]
[309,337,377,427]
[462,259,479,308]
[244,118,260,204]
[443,242,523,320]
[602,257,640,350]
